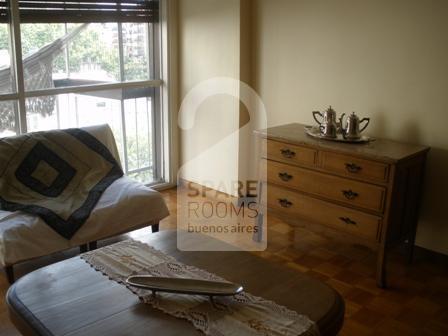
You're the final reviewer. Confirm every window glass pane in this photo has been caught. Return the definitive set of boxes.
[20,22,155,93]
[26,88,156,184]
[67,23,120,83]
[21,23,123,91]
[21,24,66,57]
[21,23,70,91]
[122,23,151,81]
[0,24,9,68]
[0,23,14,94]
[0,100,17,137]
[123,89,155,183]
[26,92,121,131]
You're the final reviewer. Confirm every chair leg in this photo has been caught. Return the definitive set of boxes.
[5,265,14,285]
[88,241,98,251]
[152,222,160,233]
[80,244,88,253]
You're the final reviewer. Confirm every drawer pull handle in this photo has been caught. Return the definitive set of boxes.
[278,198,293,208]
[345,163,362,173]
[278,172,293,182]
[342,190,359,200]
[280,149,296,158]
[339,217,357,225]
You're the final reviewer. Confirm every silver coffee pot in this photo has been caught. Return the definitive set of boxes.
[339,112,370,140]
[312,106,338,138]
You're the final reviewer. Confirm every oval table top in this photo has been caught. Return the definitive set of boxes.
[7,231,344,336]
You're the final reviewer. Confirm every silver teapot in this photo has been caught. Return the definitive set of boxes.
[339,112,370,140]
[312,106,338,138]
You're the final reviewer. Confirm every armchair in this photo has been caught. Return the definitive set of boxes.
[0,124,169,283]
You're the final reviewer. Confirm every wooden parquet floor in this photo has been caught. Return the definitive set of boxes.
[1,187,448,335]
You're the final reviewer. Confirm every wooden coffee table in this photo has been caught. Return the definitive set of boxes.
[6,231,344,336]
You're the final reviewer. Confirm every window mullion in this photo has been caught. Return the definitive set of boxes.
[117,22,129,174]
[23,80,163,98]
[146,23,152,79]
[10,0,27,134]
[64,23,70,78]
[118,23,125,82]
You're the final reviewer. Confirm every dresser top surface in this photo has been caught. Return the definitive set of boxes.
[256,123,430,163]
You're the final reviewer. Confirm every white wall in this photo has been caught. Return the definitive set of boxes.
[253,0,448,254]
[178,0,241,195]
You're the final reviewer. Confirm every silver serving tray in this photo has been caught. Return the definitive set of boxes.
[304,125,374,143]
[126,276,244,297]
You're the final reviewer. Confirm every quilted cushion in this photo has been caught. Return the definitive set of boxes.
[0,176,169,266]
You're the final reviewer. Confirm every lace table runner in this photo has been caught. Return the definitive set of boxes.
[81,240,319,336]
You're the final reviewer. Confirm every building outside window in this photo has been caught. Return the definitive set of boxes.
[0,0,168,185]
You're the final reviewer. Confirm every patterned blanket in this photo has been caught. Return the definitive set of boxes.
[0,128,123,239]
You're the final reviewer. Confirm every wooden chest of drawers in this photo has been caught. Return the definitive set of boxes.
[255,123,430,287]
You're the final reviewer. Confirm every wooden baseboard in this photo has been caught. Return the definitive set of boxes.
[412,245,448,265]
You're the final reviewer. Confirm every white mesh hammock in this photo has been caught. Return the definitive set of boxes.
[0,24,87,132]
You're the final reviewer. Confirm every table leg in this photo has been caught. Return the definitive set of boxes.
[152,223,160,233]
[80,244,88,253]
[88,241,98,251]
[5,265,14,284]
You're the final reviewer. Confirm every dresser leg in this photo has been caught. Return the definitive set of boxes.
[253,213,264,242]
[407,162,426,264]
[376,247,387,288]
[406,236,416,264]
[253,180,264,243]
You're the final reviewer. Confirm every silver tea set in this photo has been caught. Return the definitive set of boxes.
[312,106,370,140]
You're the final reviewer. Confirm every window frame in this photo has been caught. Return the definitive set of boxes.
[0,0,174,188]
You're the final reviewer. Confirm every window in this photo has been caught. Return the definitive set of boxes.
[0,0,167,185]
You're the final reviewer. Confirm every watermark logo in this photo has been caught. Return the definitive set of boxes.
[177,78,267,251]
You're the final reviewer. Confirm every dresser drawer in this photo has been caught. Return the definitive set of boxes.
[263,160,386,212]
[321,152,389,183]
[264,139,317,167]
[266,184,381,241]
